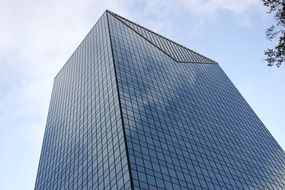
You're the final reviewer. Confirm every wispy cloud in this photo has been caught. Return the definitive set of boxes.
[180,0,260,14]
[117,0,264,42]
[0,0,129,189]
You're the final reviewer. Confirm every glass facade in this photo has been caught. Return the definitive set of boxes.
[35,10,285,190]
[35,13,131,190]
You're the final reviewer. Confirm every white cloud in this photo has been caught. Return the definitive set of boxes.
[180,0,260,14]
[0,0,130,189]
[178,0,262,28]
[115,0,264,43]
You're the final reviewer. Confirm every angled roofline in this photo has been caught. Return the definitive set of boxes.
[106,10,218,64]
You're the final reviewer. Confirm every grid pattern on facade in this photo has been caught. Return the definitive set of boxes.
[108,12,285,190]
[108,11,216,64]
[35,13,131,190]
[35,10,285,190]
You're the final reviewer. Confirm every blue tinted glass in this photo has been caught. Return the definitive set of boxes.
[108,12,285,190]
[35,10,285,190]
[35,13,131,190]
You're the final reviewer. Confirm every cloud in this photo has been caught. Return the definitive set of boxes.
[115,0,263,42]
[178,0,262,28]
[180,0,260,14]
[0,0,130,189]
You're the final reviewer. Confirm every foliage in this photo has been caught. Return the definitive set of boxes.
[263,0,285,67]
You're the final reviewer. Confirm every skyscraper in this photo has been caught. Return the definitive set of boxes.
[35,10,285,189]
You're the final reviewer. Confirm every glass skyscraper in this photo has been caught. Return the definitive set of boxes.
[35,10,285,190]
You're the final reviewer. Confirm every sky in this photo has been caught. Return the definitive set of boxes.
[0,0,284,189]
